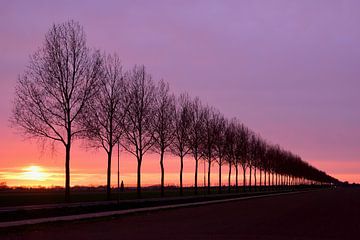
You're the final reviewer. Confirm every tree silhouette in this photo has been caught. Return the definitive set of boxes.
[152,80,176,197]
[12,21,340,198]
[11,21,101,201]
[80,54,127,200]
[187,97,205,195]
[247,132,256,190]
[249,134,261,189]
[237,124,250,191]
[224,119,237,193]
[213,113,227,193]
[201,106,218,194]
[122,65,156,197]
[257,139,267,189]
[171,93,192,195]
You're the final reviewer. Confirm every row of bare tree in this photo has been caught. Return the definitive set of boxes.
[11,21,337,201]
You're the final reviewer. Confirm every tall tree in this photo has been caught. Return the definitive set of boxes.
[80,54,127,200]
[11,21,101,201]
[249,134,260,190]
[171,93,191,195]
[225,119,237,193]
[122,65,156,197]
[187,97,205,194]
[201,106,218,194]
[152,80,176,197]
[247,132,256,190]
[213,113,227,193]
[258,138,267,188]
[237,124,250,191]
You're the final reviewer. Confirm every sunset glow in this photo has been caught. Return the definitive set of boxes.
[20,166,48,181]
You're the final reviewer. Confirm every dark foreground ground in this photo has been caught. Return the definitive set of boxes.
[0,186,292,207]
[2,187,359,240]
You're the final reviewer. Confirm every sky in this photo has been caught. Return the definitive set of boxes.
[0,0,359,187]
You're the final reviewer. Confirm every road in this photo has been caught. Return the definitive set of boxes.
[2,187,359,240]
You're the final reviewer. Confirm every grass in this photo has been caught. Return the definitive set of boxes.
[0,185,331,223]
[0,185,300,207]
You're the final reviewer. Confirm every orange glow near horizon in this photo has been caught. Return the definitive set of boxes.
[1,158,359,188]
[20,165,48,181]
[0,136,359,188]
[1,165,56,187]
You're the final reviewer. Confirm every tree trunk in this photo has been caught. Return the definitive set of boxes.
[160,150,165,197]
[180,155,184,196]
[284,175,285,186]
[254,167,257,189]
[288,175,290,186]
[264,170,267,187]
[194,153,199,195]
[117,142,120,203]
[259,169,262,188]
[218,160,222,193]
[243,166,246,192]
[207,158,211,194]
[279,174,281,186]
[137,156,142,198]
[106,149,112,200]
[283,175,285,186]
[249,166,252,191]
[65,142,71,202]
[235,164,239,192]
[228,164,232,193]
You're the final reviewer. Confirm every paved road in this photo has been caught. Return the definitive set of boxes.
[2,187,360,240]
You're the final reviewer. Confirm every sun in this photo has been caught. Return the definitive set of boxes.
[21,165,47,181]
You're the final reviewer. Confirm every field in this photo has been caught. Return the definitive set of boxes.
[0,185,308,207]
[1,186,359,239]
[0,186,315,222]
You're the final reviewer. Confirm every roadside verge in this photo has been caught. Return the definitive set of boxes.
[0,189,321,229]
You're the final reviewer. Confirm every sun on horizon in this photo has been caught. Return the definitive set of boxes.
[20,165,49,182]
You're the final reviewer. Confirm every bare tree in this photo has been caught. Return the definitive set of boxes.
[225,119,237,193]
[201,106,218,194]
[247,131,256,190]
[11,21,101,201]
[227,159,233,193]
[187,97,205,195]
[152,80,175,197]
[237,124,250,192]
[122,65,155,197]
[249,134,261,190]
[171,93,191,195]
[213,113,227,193]
[256,139,267,189]
[80,54,127,200]
[202,106,213,194]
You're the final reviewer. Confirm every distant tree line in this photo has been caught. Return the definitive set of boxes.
[11,21,338,201]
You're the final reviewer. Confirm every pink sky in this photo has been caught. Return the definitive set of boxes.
[0,0,359,186]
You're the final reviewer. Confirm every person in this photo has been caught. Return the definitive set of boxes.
[120,180,124,192]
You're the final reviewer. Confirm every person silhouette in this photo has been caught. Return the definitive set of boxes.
[120,180,124,192]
